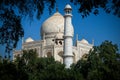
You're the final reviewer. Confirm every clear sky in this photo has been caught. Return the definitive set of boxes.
[0,0,120,57]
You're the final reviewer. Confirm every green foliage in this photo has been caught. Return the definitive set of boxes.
[1,41,120,80]
[73,40,120,80]
[70,0,120,18]
[0,59,28,80]
[14,49,83,80]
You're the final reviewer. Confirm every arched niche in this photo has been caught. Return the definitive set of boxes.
[46,52,52,58]
[73,52,76,63]
[82,54,88,60]
[58,51,63,63]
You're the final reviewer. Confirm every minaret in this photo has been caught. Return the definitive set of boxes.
[76,34,78,41]
[63,4,74,68]
[22,37,24,49]
[92,39,94,45]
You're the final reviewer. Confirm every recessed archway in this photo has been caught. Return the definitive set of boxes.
[58,51,63,63]
[73,53,76,63]
[46,52,52,58]
[82,54,88,60]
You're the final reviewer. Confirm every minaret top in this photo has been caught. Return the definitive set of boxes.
[56,4,58,12]
[64,4,72,10]
[64,4,72,16]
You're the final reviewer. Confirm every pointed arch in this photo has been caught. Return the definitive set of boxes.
[82,54,88,60]
[46,52,52,58]
[73,52,76,63]
[58,51,63,63]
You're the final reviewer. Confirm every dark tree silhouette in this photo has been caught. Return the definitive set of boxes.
[14,49,83,80]
[70,0,120,18]
[0,43,119,80]
[72,41,120,80]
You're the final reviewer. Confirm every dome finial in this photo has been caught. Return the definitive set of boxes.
[92,39,94,45]
[56,4,58,12]
[76,34,78,41]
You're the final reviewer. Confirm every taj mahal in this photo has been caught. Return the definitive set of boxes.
[14,4,93,68]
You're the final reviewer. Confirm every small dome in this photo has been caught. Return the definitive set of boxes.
[41,12,64,37]
[80,39,89,44]
[25,37,34,42]
[65,4,72,9]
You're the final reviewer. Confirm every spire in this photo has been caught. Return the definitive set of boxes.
[22,37,24,49]
[43,33,45,40]
[56,4,58,12]
[76,34,78,41]
[22,37,24,44]
[92,39,94,45]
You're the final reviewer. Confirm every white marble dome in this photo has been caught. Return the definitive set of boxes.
[41,11,64,37]
[80,39,89,44]
[25,37,34,43]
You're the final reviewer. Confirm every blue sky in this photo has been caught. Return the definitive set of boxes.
[0,0,120,56]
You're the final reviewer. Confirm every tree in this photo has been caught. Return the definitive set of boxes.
[0,59,28,80]
[14,49,83,80]
[1,42,120,80]
[73,41,120,80]
[70,0,120,18]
